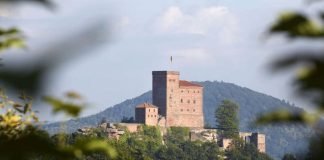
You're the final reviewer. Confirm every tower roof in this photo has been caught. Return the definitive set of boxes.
[179,80,203,88]
[136,103,158,109]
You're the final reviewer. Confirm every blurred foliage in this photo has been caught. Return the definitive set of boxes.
[43,91,85,117]
[257,0,324,159]
[0,0,55,9]
[269,12,324,38]
[0,90,116,160]
[0,89,38,139]
[0,2,108,95]
[257,1,324,124]
[0,1,118,160]
[0,28,25,52]
[257,109,319,125]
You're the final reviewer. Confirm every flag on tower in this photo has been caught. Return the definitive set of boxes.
[170,56,173,64]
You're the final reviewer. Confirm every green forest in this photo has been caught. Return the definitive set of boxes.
[45,125,272,160]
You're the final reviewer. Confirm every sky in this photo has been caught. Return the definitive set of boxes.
[1,0,322,121]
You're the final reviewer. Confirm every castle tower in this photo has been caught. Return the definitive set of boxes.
[152,71,204,128]
[135,103,158,126]
[152,71,179,117]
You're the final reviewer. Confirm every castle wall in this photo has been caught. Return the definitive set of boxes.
[144,107,158,126]
[174,87,203,128]
[118,123,141,133]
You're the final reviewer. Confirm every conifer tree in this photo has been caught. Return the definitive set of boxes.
[215,100,239,138]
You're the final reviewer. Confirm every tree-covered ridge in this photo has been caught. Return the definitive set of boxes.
[44,81,313,159]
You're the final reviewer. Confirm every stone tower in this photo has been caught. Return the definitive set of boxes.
[135,103,158,126]
[152,71,204,128]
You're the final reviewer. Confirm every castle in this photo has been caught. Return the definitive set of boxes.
[76,70,266,153]
[135,71,204,128]
[132,70,265,153]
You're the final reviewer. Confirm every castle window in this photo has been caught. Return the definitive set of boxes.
[181,99,183,103]
[181,90,183,93]
[193,100,196,104]
[187,109,189,112]
[180,109,183,112]
[149,109,150,112]
[154,115,156,117]
[187,100,190,103]
[148,115,149,117]
[197,91,199,93]
[194,91,195,93]
[187,90,189,93]
[193,109,196,112]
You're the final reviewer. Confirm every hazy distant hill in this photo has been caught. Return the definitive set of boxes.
[44,81,312,159]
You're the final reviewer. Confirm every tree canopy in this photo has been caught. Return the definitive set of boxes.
[215,99,240,139]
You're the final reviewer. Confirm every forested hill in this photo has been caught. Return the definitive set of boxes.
[44,81,313,159]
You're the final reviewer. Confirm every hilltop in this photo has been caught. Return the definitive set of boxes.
[44,81,312,159]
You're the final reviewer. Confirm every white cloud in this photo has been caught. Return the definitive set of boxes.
[156,5,239,43]
[117,16,130,29]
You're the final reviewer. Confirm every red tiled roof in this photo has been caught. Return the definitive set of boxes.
[179,80,203,87]
[136,103,158,108]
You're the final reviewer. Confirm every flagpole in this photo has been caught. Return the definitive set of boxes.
[170,56,173,70]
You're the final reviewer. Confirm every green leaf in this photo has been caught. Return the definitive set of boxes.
[256,109,319,125]
[0,28,20,36]
[43,96,82,117]
[269,12,324,38]
[65,91,82,100]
